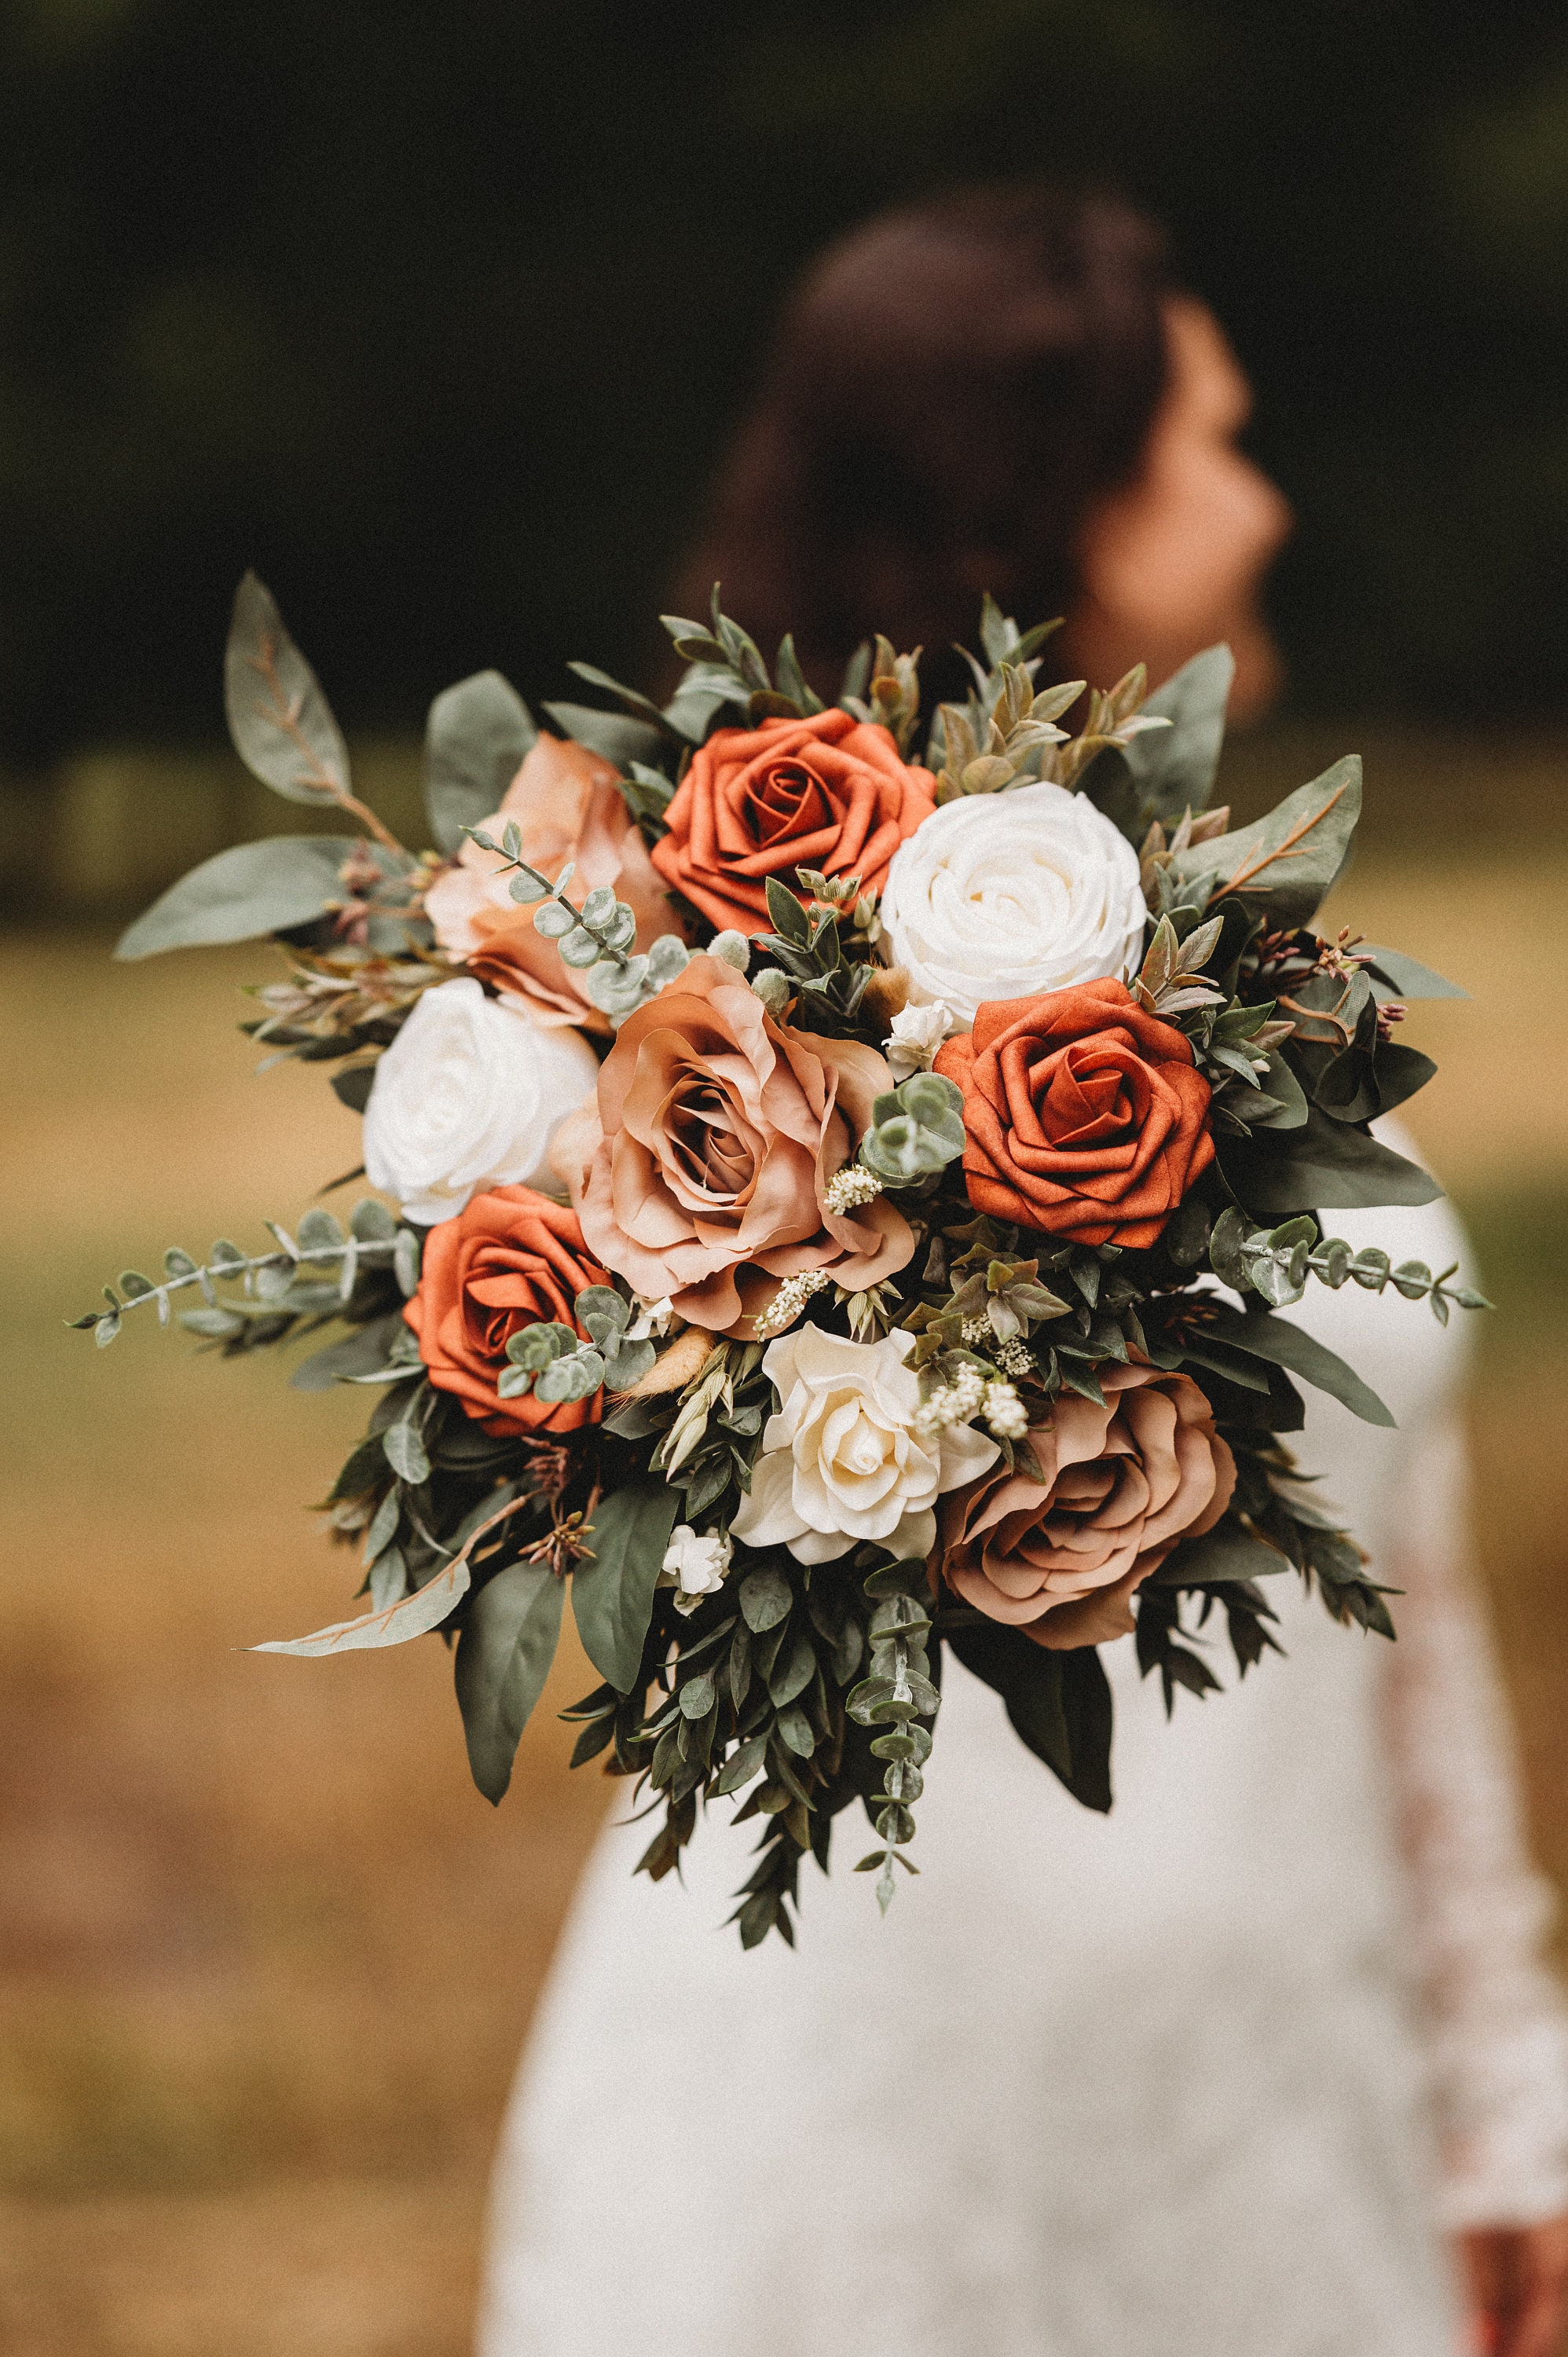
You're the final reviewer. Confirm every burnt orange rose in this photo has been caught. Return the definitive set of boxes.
[424,733,674,1032]
[549,953,914,1337]
[650,709,936,935]
[935,979,1214,1248]
[938,1365,1236,1648]
[404,1186,611,1437]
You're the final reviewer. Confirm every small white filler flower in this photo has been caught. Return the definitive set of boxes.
[660,1524,733,1616]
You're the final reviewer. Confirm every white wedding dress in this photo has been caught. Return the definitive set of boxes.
[478,1178,1568,2357]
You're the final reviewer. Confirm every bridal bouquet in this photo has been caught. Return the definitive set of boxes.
[80,577,1480,1946]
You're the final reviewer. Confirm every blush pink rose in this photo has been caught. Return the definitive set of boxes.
[424,732,674,1032]
[549,953,914,1337]
[937,1364,1236,1648]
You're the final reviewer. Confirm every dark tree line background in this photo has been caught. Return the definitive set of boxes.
[2,0,1567,764]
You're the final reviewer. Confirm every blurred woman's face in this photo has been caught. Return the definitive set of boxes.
[1064,298,1292,725]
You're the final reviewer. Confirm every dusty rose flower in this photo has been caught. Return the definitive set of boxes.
[549,954,915,1337]
[649,709,936,935]
[424,732,673,1032]
[937,1364,1235,1648]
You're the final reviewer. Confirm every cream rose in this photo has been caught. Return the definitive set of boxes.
[364,978,599,1226]
[731,1325,998,1567]
[878,782,1148,1028]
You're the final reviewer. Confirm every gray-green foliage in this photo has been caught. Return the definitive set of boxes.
[424,669,537,854]
[847,1560,940,1915]
[115,835,371,959]
[71,1197,418,1349]
[495,1287,658,1410]
[1209,1206,1488,1325]
[1170,757,1363,930]
[225,570,352,810]
[859,1072,966,1186]
[465,825,691,1026]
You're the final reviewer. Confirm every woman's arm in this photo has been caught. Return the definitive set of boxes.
[1383,1401,1568,2353]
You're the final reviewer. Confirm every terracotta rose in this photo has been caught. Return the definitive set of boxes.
[935,979,1214,1247]
[404,1186,611,1437]
[424,732,673,1032]
[938,1365,1236,1648]
[650,709,936,934]
[550,954,915,1336]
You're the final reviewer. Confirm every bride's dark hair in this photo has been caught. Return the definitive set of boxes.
[672,184,1171,706]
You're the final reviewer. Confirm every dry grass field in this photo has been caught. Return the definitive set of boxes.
[4,812,1568,2351]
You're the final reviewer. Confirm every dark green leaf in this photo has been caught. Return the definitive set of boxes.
[764,874,811,944]
[290,1313,407,1391]
[454,1562,566,1803]
[739,1566,793,1632]
[1218,1105,1443,1217]
[1200,1302,1394,1426]
[1151,1518,1290,1585]
[570,1477,680,1693]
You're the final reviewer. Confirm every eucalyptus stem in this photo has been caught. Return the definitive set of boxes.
[71,1233,406,1344]
[463,830,632,970]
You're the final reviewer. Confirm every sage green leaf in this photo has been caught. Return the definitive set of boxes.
[350,1198,397,1243]
[768,1633,815,1709]
[383,1418,430,1483]
[1200,1301,1394,1426]
[1363,946,1466,1001]
[224,571,350,806]
[424,669,537,854]
[251,1551,470,1655]
[570,1477,680,1693]
[541,702,663,769]
[290,1312,407,1392]
[453,1562,566,1803]
[296,1206,344,1255]
[115,836,361,959]
[1218,1105,1442,1216]
[678,1672,716,1720]
[1151,1519,1291,1585]
[1172,757,1361,928]
[1119,643,1234,818]
[764,874,811,944]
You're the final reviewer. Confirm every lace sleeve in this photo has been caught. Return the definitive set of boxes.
[1383,1398,1568,2229]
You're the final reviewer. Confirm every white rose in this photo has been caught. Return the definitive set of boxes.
[879,782,1147,1028]
[363,977,599,1226]
[660,1524,733,1616]
[884,997,956,1082]
[731,1325,998,1567]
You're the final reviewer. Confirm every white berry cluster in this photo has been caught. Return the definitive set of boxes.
[980,1379,1029,1440]
[752,1268,832,1340]
[822,1164,884,1215]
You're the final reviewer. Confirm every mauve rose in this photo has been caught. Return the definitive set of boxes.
[935,978,1214,1248]
[424,732,672,1032]
[938,1365,1236,1648]
[649,709,935,936]
[549,954,914,1337]
[403,1186,611,1438]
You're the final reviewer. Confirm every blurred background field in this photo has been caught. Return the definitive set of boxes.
[5,0,1568,2348]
